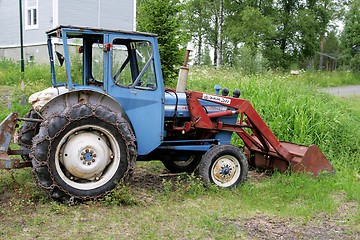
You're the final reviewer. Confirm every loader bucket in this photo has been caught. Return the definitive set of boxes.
[285,143,334,176]
[249,141,334,176]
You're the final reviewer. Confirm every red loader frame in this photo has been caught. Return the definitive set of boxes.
[186,91,334,175]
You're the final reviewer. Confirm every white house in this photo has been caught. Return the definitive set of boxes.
[0,0,136,63]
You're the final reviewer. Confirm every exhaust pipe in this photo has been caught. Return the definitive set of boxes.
[176,42,194,93]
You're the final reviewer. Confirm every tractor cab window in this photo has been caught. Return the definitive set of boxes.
[53,38,83,86]
[53,35,104,88]
[112,40,156,90]
[91,44,104,84]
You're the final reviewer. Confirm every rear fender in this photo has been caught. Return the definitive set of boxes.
[39,90,130,124]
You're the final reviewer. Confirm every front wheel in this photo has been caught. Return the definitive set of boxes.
[31,104,137,202]
[199,145,248,188]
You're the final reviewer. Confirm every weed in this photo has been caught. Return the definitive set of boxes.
[103,182,138,206]
[48,201,68,214]
[162,173,219,201]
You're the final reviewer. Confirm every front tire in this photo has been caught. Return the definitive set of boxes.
[31,103,137,202]
[199,145,248,188]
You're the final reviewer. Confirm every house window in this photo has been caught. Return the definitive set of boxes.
[25,0,38,30]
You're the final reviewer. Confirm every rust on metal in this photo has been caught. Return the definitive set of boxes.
[0,112,33,169]
[0,158,32,169]
[0,112,19,153]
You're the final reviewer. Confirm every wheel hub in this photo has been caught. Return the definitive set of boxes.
[60,131,112,180]
[220,165,232,176]
[81,148,97,164]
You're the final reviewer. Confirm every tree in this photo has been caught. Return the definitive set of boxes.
[137,0,187,84]
[183,0,212,65]
[182,0,345,71]
[341,0,360,72]
[215,0,224,69]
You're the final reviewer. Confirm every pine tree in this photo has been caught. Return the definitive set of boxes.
[137,0,186,85]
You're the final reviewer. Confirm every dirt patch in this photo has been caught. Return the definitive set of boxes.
[222,191,359,239]
[238,213,357,240]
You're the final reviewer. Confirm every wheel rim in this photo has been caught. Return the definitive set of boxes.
[55,124,121,190]
[173,155,196,167]
[211,155,241,187]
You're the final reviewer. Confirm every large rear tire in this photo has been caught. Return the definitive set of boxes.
[30,103,137,202]
[199,145,248,188]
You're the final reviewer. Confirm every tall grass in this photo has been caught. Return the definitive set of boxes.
[0,59,51,118]
[0,59,50,87]
[287,70,360,87]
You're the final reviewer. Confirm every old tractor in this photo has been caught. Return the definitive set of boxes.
[0,26,334,202]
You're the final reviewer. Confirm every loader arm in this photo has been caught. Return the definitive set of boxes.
[185,91,334,175]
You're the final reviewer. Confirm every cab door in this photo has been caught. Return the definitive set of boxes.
[105,34,164,155]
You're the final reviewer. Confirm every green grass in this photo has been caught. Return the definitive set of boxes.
[0,61,360,238]
[1,165,359,239]
[287,70,360,87]
[0,59,51,118]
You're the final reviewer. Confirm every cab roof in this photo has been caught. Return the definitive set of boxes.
[46,25,157,38]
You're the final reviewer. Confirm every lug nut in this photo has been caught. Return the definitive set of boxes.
[87,162,91,165]
[83,161,86,164]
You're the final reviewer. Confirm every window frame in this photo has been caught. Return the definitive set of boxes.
[111,39,157,90]
[25,0,39,30]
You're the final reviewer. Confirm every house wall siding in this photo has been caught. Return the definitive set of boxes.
[58,0,134,30]
[0,0,52,47]
[0,0,134,61]
[23,0,53,45]
[99,1,134,30]
[0,1,21,46]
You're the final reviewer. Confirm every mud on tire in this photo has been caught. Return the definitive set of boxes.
[30,103,137,203]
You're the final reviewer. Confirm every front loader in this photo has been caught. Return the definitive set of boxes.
[0,26,334,202]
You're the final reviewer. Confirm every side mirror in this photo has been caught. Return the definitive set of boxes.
[55,51,65,67]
